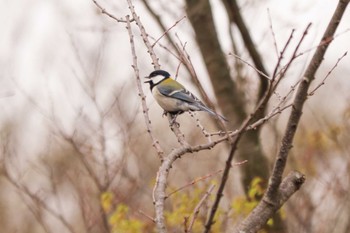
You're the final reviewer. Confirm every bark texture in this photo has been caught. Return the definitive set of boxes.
[185,0,270,193]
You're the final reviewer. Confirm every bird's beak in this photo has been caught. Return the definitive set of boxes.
[144,76,151,83]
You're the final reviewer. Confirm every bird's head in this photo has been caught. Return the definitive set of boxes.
[144,70,171,89]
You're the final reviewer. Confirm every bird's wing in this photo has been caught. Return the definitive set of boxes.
[157,79,228,121]
[158,84,200,104]
[169,89,201,104]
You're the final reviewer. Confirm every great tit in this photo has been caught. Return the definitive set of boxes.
[145,70,227,121]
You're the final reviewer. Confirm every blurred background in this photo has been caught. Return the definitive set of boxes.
[0,0,350,232]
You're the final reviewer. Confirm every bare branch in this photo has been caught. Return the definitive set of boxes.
[267,8,279,58]
[167,170,221,198]
[186,184,216,233]
[151,15,187,48]
[2,165,78,233]
[308,51,347,96]
[236,1,349,231]
[92,0,134,23]
[138,210,156,223]
[126,0,160,69]
[236,171,305,232]
[266,0,349,201]
[228,53,271,80]
[126,15,164,160]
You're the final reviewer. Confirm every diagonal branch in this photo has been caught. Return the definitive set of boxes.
[92,0,134,23]
[236,1,350,232]
[126,0,160,69]
[266,0,349,201]
[222,0,269,99]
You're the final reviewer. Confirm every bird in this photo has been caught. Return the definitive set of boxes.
[144,70,227,122]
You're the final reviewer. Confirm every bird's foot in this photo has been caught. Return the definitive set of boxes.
[162,110,168,118]
[169,113,180,127]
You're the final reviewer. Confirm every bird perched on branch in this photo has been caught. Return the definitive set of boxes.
[144,70,227,122]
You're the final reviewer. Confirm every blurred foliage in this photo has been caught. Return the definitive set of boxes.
[165,185,223,233]
[98,180,289,233]
[231,177,285,232]
[99,185,227,233]
[232,177,265,217]
[101,192,147,233]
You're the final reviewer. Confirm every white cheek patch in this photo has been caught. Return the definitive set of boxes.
[151,74,166,84]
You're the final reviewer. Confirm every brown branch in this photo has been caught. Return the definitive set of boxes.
[188,111,212,141]
[167,170,222,198]
[308,51,347,96]
[174,40,229,132]
[126,0,160,69]
[92,0,134,23]
[185,0,246,126]
[154,146,191,233]
[228,53,271,80]
[186,184,216,233]
[141,0,178,52]
[236,171,305,232]
[267,8,279,58]
[126,15,164,160]
[138,210,156,223]
[168,115,189,147]
[203,129,244,232]
[266,0,349,202]
[236,1,350,231]
[2,165,78,233]
[222,0,269,99]
[151,15,187,48]
[203,22,312,231]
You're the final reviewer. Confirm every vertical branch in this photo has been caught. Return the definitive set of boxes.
[236,1,350,231]
[222,0,269,99]
[266,0,349,201]
[186,184,216,233]
[126,0,161,69]
[126,15,164,160]
[154,146,191,233]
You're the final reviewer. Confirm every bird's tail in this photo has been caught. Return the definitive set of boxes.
[197,104,228,122]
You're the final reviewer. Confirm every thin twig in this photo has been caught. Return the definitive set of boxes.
[138,210,156,223]
[152,15,187,47]
[270,29,295,82]
[92,0,134,23]
[273,23,312,87]
[295,28,350,59]
[187,185,216,233]
[266,0,348,201]
[267,8,279,58]
[3,165,78,233]
[167,170,222,198]
[309,51,347,96]
[188,111,212,141]
[228,53,271,80]
[175,37,229,135]
[168,114,189,147]
[126,15,164,160]
[127,0,160,69]
[167,160,247,199]
[202,24,312,230]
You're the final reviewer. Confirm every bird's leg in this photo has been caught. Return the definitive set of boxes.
[169,113,180,127]
[162,110,168,118]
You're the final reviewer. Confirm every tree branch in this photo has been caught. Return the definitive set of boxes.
[92,0,134,23]
[266,0,349,202]
[126,15,165,160]
[236,1,350,232]
[126,0,160,69]
[222,0,269,99]
[235,171,305,232]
